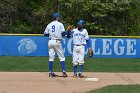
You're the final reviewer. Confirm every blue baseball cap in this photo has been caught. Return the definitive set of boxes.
[77,20,85,26]
[53,13,61,18]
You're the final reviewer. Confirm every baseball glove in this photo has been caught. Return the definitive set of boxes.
[66,25,74,31]
[88,48,94,57]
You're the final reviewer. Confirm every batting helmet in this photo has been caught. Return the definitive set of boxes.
[53,13,61,18]
[77,20,85,26]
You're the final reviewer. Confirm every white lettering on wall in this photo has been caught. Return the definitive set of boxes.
[126,39,136,55]
[102,39,112,55]
[114,39,125,55]
[65,38,137,56]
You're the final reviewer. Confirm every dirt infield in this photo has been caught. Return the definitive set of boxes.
[0,72,140,93]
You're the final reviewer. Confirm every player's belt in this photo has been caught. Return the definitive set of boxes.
[74,44,85,46]
[49,38,61,41]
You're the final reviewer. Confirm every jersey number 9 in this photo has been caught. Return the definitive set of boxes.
[52,25,55,32]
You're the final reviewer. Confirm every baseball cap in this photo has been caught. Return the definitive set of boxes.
[77,20,85,26]
[53,13,61,18]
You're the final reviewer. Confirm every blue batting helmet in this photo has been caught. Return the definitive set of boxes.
[53,13,61,18]
[77,20,85,26]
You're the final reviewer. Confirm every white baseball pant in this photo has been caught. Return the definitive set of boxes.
[48,40,65,62]
[72,45,85,66]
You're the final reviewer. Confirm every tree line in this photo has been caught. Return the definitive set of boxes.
[0,0,140,35]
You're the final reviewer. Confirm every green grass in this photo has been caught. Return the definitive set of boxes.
[0,56,140,72]
[86,85,140,93]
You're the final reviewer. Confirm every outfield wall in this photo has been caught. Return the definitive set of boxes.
[0,34,140,58]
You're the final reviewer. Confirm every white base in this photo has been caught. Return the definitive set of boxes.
[85,78,99,81]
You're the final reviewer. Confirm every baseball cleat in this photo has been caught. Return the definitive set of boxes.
[49,73,57,77]
[73,73,77,78]
[78,73,84,78]
[62,72,68,77]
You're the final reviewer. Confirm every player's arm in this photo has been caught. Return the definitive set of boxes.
[62,30,73,37]
[86,39,92,48]
[62,30,71,37]
[85,30,92,49]
[62,31,67,37]
[85,30,93,57]
[44,33,49,37]
[66,25,74,38]
[67,31,72,38]
[61,23,67,37]
[44,26,49,37]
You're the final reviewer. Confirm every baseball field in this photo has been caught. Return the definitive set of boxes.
[0,56,140,93]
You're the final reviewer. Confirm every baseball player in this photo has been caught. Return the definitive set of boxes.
[44,13,68,77]
[67,20,93,78]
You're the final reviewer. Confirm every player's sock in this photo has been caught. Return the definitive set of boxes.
[49,61,53,73]
[60,61,66,72]
[73,66,77,74]
[79,65,83,74]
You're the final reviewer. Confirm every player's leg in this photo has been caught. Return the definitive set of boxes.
[78,46,85,77]
[49,48,55,72]
[72,46,79,77]
[48,40,56,77]
[55,41,67,77]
